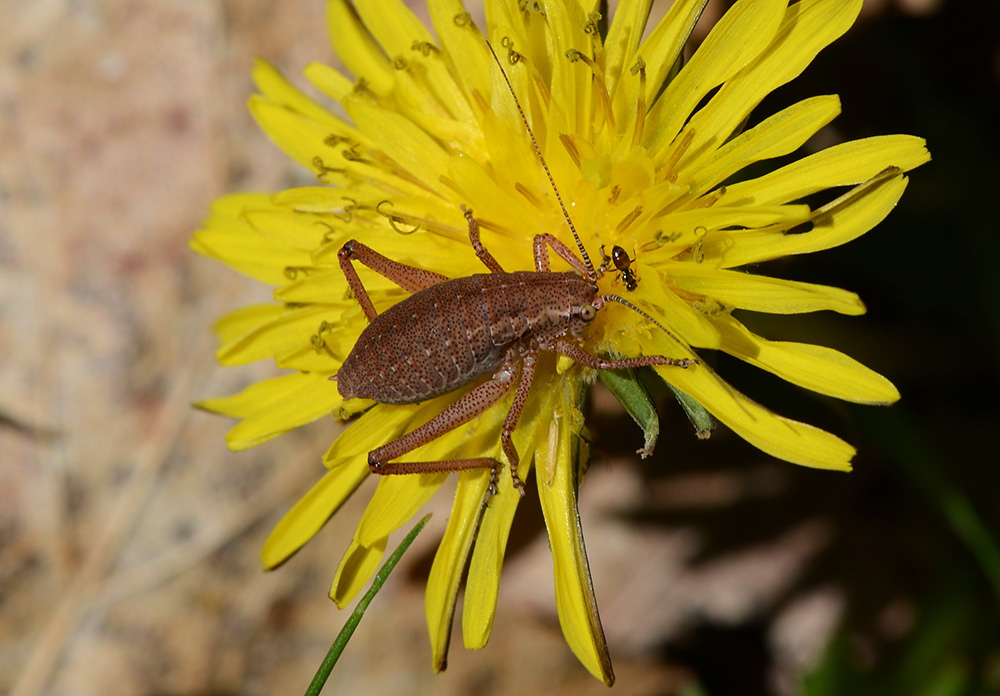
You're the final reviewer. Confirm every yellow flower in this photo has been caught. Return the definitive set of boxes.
[192,0,929,684]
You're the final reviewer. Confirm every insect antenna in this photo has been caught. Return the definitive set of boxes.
[594,293,696,359]
[485,41,596,278]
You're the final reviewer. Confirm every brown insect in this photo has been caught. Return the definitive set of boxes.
[601,244,639,291]
[331,45,696,495]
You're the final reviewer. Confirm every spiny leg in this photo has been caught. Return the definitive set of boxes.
[499,347,537,496]
[462,206,505,274]
[533,233,593,277]
[555,341,695,370]
[337,239,450,322]
[367,353,519,492]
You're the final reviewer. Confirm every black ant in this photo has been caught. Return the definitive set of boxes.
[601,245,638,291]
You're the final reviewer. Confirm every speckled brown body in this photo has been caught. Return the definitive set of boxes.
[336,271,595,404]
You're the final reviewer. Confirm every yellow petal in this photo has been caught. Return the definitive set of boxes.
[215,303,334,366]
[643,0,786,156]
[717,315,900,404]
[428,0,491,103]
[667,265,866,315]
[196,371,318,419]
[353,0,474,123]
[537,386,614,686]
[211,303,285,348]
[251,58,337,124]
[223,373,340,451]
[330,537,389,608]
[344,98,451,196]
[724,135,930,207]
[462,382,557,649]
[603,0,655,98]
[304,61,354,102]
[650,335,856,470]
[326,0,395,97]
[680,94,841,197]
[612,0,707,139]
[717,172,910,267]
[191,222,314,286]
[426,470,492,673]
[669,0,861,171]
[355,472,449,549]
[323,396,458,468]
[261,458,369,569]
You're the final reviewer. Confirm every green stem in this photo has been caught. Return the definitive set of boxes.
[305,514,432,696]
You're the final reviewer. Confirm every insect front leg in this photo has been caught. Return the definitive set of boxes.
[533,233,593,276]
[337,240,450,321]
[367,352,521,493]
[462,207,505,274]
[554,341,695,370]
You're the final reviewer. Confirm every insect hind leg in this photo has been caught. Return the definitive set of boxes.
[337,240,450,322]
[367,354,519,493]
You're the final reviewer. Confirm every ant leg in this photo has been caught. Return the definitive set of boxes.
[463,207,505,274]
[554,341,695,370]
[337,240,450,322]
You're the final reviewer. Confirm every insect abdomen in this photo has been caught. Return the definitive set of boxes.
[336,271,586,405]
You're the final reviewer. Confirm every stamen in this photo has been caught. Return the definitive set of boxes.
[334,197,357,223]
[630,56,647,149]
[324,134,346,147]
[691,186,726,209]
[453,12,472,27]
[565,49,615,131]
[311,320,336,356]
[341,143,365,162]
[558,133,582,169]
[608,184,621,205]
[311,156,345,184]
[662,128,695,180]
[501,37,524,65]
[515,182,543,208]
[392,56,408,70]
[314,221,338,244]
[376,200,421,235]
[411,40,439,57]
[616,205,643,234]
[352,78,372,97]
[284,266,312,280]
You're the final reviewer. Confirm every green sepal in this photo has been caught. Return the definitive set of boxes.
[597,368,659,457]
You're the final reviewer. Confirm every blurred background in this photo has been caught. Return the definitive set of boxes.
[2,0,998,694]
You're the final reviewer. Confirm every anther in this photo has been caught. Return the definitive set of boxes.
[583,12,602,35]
[630,56,647,149]
[411,40,438,56]
[341,143,364,162]
[376,200,420,235]
[311,156,345,184]
[334,197,357,223]
[392,56,407,70]
[616,205,643,233]
[453,12,471,27]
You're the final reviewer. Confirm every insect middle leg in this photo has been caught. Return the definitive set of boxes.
[337,240,450,321]
[367,351,523,493]
[462,207,505,274]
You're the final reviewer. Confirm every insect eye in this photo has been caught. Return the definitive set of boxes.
[580,304,597,321]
